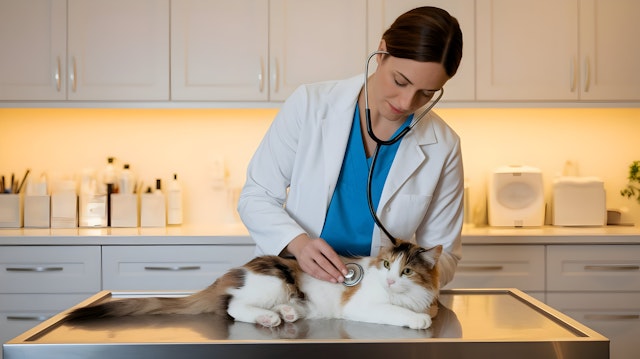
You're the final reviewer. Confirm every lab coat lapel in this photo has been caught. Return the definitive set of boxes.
[321,76,362,207]
[379,116,438,206]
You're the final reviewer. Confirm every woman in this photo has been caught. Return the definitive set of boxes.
[238,6,464,287]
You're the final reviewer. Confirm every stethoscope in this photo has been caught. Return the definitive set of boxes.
[343,51,444,287]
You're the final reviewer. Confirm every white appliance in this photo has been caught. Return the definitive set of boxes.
[488,165,545,227]
[553,176,606,226]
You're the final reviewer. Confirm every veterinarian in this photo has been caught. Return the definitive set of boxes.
[238,6,464,287]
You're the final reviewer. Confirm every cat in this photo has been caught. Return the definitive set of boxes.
[66,240,442,330]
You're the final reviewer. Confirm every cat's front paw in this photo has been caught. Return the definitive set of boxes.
[407,313,432,330]
[255,312,282,327]
[276,304,300,323]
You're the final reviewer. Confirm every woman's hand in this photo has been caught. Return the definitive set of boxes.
[287,234,348,283]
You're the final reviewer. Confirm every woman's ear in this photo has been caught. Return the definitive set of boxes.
[377,39,388,63]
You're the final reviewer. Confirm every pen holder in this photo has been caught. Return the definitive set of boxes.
[0,194,22,228]
[111,193,139,228]
[24,195,51,228]
[140,193,166,227]
[51,193,78,228]
[79,194,107,227]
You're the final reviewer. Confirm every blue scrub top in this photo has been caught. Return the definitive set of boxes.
[320,106,412,256]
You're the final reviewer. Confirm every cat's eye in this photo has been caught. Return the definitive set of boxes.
[383,260,390,269]
[402,268,413,276]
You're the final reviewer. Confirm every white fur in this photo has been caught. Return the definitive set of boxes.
[225,256,437,330]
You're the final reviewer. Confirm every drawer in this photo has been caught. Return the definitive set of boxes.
[102,245,256,290]
[547,292,640,359]
[0,293,90,353]
[0,246,101,294]
[443,245,545,291]
[547,245,640,291]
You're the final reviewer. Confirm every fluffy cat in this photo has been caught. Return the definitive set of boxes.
[66,240,442,330]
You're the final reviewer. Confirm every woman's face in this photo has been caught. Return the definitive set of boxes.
[373,54,450,122]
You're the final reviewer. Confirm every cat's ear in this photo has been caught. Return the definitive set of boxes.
[420,245,443,270]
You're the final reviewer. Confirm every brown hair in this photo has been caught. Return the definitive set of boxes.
[382,6,463,78]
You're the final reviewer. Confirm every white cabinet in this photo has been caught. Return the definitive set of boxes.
[0,246,101,359]
[547,245,640,359]
[171,0,366,102]
[0,0,66,100]
[0,0,169,101]
[102,245,256,290]
[476,0,640,101]
[367,0,475,102]
[443,245,546,300]
[170,0,268,101]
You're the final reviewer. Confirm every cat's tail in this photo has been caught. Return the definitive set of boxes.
[65,268,245,321]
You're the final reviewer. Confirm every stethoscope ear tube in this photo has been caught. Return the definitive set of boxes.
[363,51,444,245]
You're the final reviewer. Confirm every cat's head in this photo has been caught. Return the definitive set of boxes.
[372,240,442,304]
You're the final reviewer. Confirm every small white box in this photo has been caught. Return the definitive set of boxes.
[111,193,139,228]
[79,194,107,227]
[24,195,50,228]
[140,193,165,227]
[51,193,78,228]
[0,194,22,228]
[553,177,606,226]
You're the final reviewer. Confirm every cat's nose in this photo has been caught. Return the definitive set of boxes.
[387,278,395,286]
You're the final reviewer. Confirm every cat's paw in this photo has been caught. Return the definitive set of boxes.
[255,312,282,327]
[407,313,432,330]
[276,304,300,323]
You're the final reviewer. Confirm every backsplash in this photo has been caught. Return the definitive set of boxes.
[0,107,638,226]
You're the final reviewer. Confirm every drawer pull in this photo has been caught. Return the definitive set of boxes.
[144,266,201,271]
[584,265,640,271]
[7,315,51,321]
[585,314,639,321]
[457,265,504,272]
[6,267,64,272]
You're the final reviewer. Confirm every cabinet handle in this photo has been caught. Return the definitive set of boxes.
[144,266,201,271]
[584,265,640,271]
[7,315,51,321]
[569,56,577,92]
[457,265,504,272]
[258,57,265,93]
[55,56,62,92]
[272,57,279,93]
[585,314,639,321]
[70,56,77,92]
[6,267,64,272]
[583,56,591,92]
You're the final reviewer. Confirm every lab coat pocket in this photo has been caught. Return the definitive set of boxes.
[382,194,432,240]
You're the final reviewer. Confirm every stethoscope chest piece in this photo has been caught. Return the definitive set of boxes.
[343,263,364,287]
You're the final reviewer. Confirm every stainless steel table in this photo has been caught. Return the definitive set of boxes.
[3,289,608,359]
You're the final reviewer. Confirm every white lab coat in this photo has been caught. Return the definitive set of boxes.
[238,74,463,286]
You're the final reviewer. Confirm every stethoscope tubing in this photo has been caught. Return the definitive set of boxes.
[363,50,444,244]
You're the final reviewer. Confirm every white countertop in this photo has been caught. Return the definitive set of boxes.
[0,223,638,245]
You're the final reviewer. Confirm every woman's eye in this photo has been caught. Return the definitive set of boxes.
[402,268,413,276]
[394,78,407,87]
[383,260,390,269]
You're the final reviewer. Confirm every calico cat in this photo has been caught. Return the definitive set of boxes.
[66,240,442,330]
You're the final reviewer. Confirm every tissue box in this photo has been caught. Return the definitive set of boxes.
[553,177,606,226]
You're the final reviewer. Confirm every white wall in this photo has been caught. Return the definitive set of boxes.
[0,107,638,226]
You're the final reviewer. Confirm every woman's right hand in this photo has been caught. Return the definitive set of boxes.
[287,234,348,283]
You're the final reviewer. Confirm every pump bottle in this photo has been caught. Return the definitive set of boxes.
[167,173,183,225]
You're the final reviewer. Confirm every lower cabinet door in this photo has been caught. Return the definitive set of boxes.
[547,292,640,359]
[102,245,256,291]
[0,293,91,359]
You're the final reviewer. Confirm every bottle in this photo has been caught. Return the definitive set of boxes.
[167,173,183,225]
[118,164,135,194]
[102,157,117,194]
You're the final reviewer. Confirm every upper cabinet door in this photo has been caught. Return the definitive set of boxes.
[368,0,476,102]
[171,0,269,101]
[579,0,640,101]
[476,0,579,101]
[269,0,367,101]
[67,0,169,101]
[0,0,66,100]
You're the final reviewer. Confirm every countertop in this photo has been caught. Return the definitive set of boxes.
[0,223,639,245]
